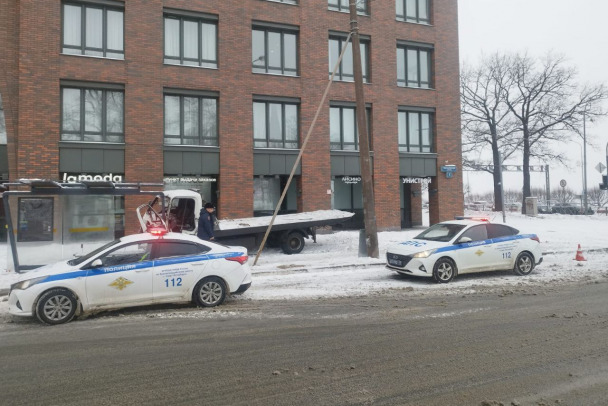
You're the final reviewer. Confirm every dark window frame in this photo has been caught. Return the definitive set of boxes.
[152,241,211,259]
[396,0,430,24]
[264,0,298,4]
[398,110,433,153]
[397,45,432,88]
[458,224,489,243]
[329,35,370,83]
[328,0,368,14]
[252,26,299,76]
[330,105,372,151]
[163,93,219,147]
[61,2,125,59]
[163,13,218,68]
[253,100,300,149]
[61,86,125,143]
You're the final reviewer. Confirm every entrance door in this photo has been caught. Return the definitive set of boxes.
[401,183,412,228]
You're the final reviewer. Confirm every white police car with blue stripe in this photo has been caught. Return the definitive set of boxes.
[386,218,543,283]
[8,228,252,324]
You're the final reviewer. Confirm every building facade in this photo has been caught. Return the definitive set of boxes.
[0,0,463,247]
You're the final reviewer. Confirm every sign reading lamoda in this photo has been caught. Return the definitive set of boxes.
[62,173,123,183]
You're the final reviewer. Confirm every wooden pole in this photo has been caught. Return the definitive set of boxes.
[348,0,378,258]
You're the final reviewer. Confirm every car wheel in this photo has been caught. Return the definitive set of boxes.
[514,252,535,276]
[36,288,78,325]
[193,277,226,307]
[281,232,305,255]
[433,258,456,283]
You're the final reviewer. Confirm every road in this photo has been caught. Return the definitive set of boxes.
[1,278,607,406]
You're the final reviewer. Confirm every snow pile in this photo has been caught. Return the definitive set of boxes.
[217,210,354,230]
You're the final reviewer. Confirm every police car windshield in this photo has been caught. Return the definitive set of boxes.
[414,223,466,242]
[68,240,121,266]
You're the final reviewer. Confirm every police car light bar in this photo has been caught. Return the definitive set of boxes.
[454,216,489,222]
[148,226,168,236]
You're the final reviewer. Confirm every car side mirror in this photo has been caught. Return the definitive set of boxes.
[89,258,103,268]
[458,236,472,244]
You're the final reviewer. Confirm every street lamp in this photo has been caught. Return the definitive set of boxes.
[582,112,588,213]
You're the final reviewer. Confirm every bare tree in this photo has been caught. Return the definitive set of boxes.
[460,54,520,211]
[502,53,608,212]
[587,186,608,211]
[552,187,577,204]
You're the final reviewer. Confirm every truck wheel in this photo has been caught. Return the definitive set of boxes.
[281,232,305,255]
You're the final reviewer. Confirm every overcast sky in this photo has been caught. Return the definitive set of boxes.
[458,0,608,198]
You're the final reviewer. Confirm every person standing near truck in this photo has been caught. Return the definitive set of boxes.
[197,202,216,241]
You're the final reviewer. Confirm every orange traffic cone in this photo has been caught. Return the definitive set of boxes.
[574,244,586,262]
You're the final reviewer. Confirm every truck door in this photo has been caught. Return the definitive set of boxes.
[168,197,197,233]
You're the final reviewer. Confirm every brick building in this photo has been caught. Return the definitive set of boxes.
[0,0,463,251]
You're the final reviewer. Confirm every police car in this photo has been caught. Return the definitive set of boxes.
[8,228,252,324]
[386,218,542,283]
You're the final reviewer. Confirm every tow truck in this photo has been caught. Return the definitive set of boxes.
[137,189,354,254]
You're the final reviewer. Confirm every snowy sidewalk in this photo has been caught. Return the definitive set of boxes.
[2,212,608,305]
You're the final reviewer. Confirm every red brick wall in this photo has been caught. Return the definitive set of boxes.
[2,0,462,231]
[428,0,464,224]
[0,0,19,179]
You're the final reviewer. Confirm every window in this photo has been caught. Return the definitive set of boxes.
[252,26,298,76]
[329,0,367,14]
[398,110,433,152]
[414,223,466,242]
[167,197,197,232]
[164,13,217,68]
[98,242,153,266]
[164,94,218,146]
[397,44,432,88]
[18,198,54,242]
[265,0,297,4]
[253,176,297,215]
[61,86,124,142]
[0,93,6,144]
[332,177,363,210]
[330,105,371,151]
[487,224,518,239]
[458,225,488,243]
[154,241,210,259]
[253,100,299,148]
[62,2,124,59]
[329,35,369,82]
[396,0,430,24]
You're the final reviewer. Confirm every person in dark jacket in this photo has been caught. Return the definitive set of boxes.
[197,202,216,241]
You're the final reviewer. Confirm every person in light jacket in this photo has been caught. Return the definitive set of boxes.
[197,202,216,241]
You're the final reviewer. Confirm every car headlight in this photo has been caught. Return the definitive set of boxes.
[10,276,48,291]
[413,249,435,258]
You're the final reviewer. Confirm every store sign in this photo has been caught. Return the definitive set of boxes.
[342,176,362,184]
[164,176,217,183]
[402,177,432,184]
[62,173,123,183]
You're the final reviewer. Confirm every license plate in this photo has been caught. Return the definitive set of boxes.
[388,258,403,267]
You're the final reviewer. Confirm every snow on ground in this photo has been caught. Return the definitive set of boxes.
[1,211,608,316]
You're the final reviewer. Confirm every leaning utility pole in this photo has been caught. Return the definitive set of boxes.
[349,0,378,258]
